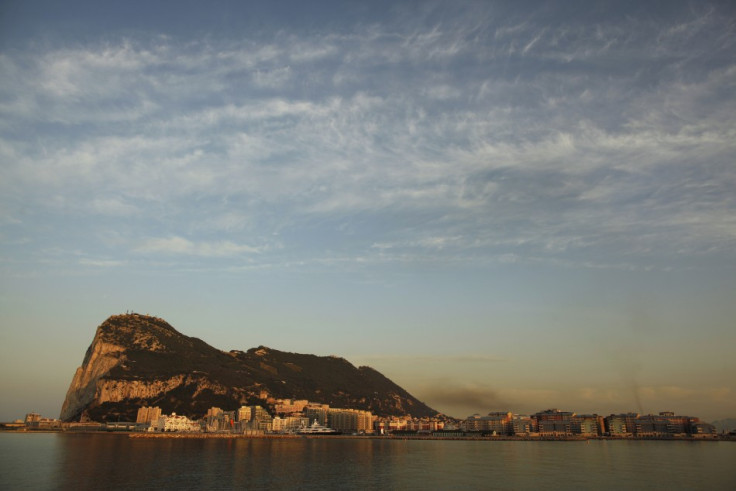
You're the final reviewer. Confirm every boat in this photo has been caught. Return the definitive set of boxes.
[296,420,341,435]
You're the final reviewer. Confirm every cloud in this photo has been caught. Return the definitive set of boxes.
[421,384,735,419]
[1,3,735,273]
[89,198,139,216]
[134,237,268,257]
[252,66,292,88]
[78,258,124,268]
[372,236,459,250]
[357,354,506,364]
[420,385,506,415]
[521,29,546,55]
[638,386,733,403]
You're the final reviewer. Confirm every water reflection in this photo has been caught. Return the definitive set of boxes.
[53,436,408,489]
[0,433,60,489]
[1,434,734,490]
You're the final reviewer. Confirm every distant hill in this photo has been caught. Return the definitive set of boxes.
[711,418,736,433]
[60,314,438,422]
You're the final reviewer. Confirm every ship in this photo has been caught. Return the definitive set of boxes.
[296,420,341,435]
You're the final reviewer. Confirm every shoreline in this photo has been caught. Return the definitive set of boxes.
[128,432,730,442]
[2,428,732,441]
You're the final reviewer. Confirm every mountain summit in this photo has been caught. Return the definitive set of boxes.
[60,314,438,422]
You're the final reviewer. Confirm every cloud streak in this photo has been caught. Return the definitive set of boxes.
[1,2,734,273]
[135,237,269,257]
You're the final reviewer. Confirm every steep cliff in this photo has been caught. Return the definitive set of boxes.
[60,314,438,422]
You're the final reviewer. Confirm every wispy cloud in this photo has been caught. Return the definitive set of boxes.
[135,237,270,257]
[1,3,734,273]
[77,258,124,268]
[89,198,140,217]
[521,29,546,55]
[356,354,507,364]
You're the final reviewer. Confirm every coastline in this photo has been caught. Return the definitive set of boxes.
[127,432,731,442]
[2,427,732,441]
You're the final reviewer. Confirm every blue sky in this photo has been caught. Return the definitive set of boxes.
[1,0,735,421]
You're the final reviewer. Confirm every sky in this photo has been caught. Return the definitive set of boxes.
[0,0,735,422]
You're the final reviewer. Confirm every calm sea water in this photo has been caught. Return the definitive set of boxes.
[1,433,734,490]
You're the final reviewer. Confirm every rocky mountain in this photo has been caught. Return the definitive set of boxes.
[60,314,438,422]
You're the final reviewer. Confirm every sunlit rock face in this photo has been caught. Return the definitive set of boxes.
[60,314,438,422]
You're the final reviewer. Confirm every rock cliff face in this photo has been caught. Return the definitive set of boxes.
[60,314,438,422]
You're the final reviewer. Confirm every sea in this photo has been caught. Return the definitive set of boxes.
[1,433,734,490]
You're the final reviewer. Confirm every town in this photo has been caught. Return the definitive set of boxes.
[7,400,730,439]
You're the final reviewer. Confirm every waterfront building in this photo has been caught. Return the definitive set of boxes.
[537,420,572,435]
[572,415,603,436]
[272,416,311,433]
[39,418,62,429]
[511,415,535,435]
[29,417,62,429]
[251,406,271,422]
[21,413,61,430]
[690,422,717,436]
[659,412,694,434]
[374,417,410,434]
[604,413,639,435]
[533,409,575,436]
[632,412,701,436]
[62,422,105,431]
[238,405,273,432]
[622,413,639,435]
[136,406,162,424]
[328,408,374,434]
[634,414,671,436]
[405,418,443,432]
[374,416,445,434]
[237,406,251,422]
[533,409,575,421]
[151,413,200,432]
[223,411,236,431]
[462,412,513,435]
[462,414,483,432]
[274,399,309,415]
[205,407,235,432]
[271,416,285,432]
[305,405,330,427]
[604,415,628,435]
[596,415,606,435]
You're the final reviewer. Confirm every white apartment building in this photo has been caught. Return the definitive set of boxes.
[150,413,201,432]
